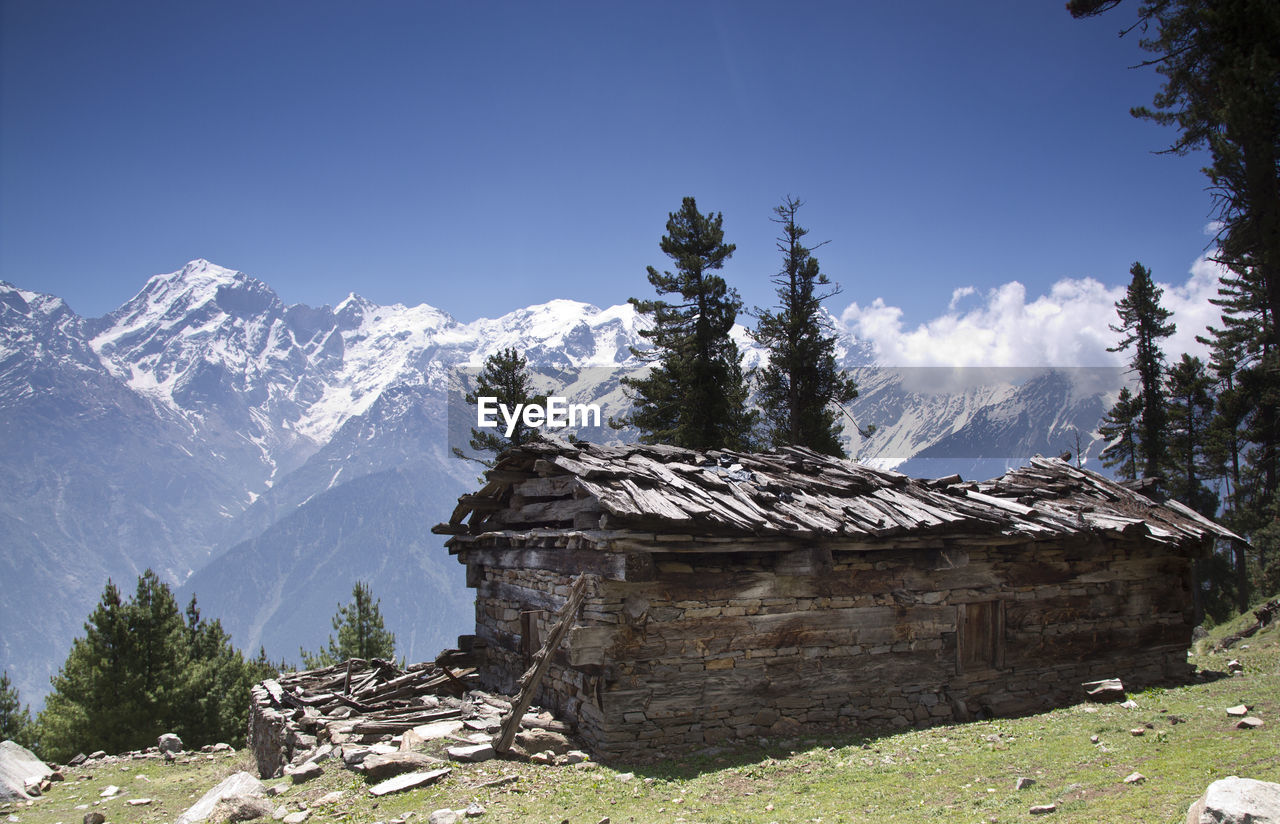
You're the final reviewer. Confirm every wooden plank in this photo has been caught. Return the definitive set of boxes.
[514,475,579,498]
[500,496,601,526]
[494,574,589,754]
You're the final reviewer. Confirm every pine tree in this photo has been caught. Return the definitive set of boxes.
[301,582,396,668]
[456,347,547,465]
[622,196,756,450]
[1068,0,1280,367]
[0,671,34,748]
[752,197,859,456]
[1108,262,1176,479]
[180,596,274,749]
[39,579,131,761]
[37,574,264,762]
[1099,386,1143,481]
[1165,354,1218,515]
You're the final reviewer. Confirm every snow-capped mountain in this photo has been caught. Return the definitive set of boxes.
[0,261,1121,707]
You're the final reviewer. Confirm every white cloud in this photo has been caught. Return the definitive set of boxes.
[839,255,1224,367]
[948,286,976,311]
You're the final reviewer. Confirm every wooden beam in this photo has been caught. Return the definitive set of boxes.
[459,547,655,582]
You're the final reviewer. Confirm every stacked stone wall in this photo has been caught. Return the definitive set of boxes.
[470,535,1198,761]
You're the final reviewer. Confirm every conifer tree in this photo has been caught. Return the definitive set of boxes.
[622,196,756,450]
[39,579,133,761]
[0,671,34,748]
[752,197,859,456]
[1068,0,1280,365]
[457,347,546,465]
[1164,354,1218,515]
[1099,386,1143,481]
[37,573,266,762]
[1108,262,1176,479]
[301,582,396,668]
[181,596,274,748]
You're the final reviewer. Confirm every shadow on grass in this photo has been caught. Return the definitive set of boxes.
[587,665,1232,779]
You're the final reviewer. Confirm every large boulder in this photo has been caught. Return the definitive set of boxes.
[176,771,267,824]
[1186,776,1280,824]
[0,740,53,802]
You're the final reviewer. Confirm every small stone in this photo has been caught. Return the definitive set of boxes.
[266,784,289,797]
[559,750,589,765]
[88,751,106,761]
[514,728,572,756]
[1236,717,1264,729]
[1120,699,1139,709]
[428,810,459,824]
[316,791,345,804]
[1082,678,1125,702]
[446,743,494,763]
[1227,659,1243,672]
[368,768,452,797]
[1016,777,1036,790]
[1123,772,1145,784]
[157,733,184,754]
[464,801,485,818]
[1090,735,1100,744]
[127,797,154,805]
[282,812,312,824]
[596,818,611,824]
[359,752,444,780]
[211,796,275,822]
[99,785,120,798]
[212,743,234,753]
[615,772,635,783]
[1029,803,1057,814]
[1226,705,1249,717]
[287,761,322,784]
[1129,728,1145,736]
[529,752,554,765]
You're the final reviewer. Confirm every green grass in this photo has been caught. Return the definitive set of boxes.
[6,604,1277,824]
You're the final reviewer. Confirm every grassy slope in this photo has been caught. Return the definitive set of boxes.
[6,605,1276,824]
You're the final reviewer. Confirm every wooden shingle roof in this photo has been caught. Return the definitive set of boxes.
[434,438,1238,552]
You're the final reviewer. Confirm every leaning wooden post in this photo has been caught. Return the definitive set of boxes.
[493,573,589,755]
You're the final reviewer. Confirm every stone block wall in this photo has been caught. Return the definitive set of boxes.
[469,535,1198,761]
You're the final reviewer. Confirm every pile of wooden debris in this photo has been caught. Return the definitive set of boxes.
[248,644,582,779]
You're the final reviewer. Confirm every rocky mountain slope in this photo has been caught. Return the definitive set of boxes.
[0,260,1122,705]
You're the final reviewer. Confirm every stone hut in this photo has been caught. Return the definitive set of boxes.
[433,438,1235,760]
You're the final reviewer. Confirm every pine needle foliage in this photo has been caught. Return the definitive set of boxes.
[621,196,756,450]
[1107,262,1176,479]
[752,197,858,456]
[0,670,35,749]
[1099,386,1143,481]
[300,581,396,669]
[36,572,272,763]
[457,347,546,466]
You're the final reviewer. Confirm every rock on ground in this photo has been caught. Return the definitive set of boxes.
[210,795,275,822]
[0,740,54,802]
[358,751,443,780]
[368,767,452,797]
[175,770,267,824]
[514,728,571,755]
[1186,776,1280,824]
[158,733,184,753]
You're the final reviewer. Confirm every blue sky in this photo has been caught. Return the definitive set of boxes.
[1,0,1213,332]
